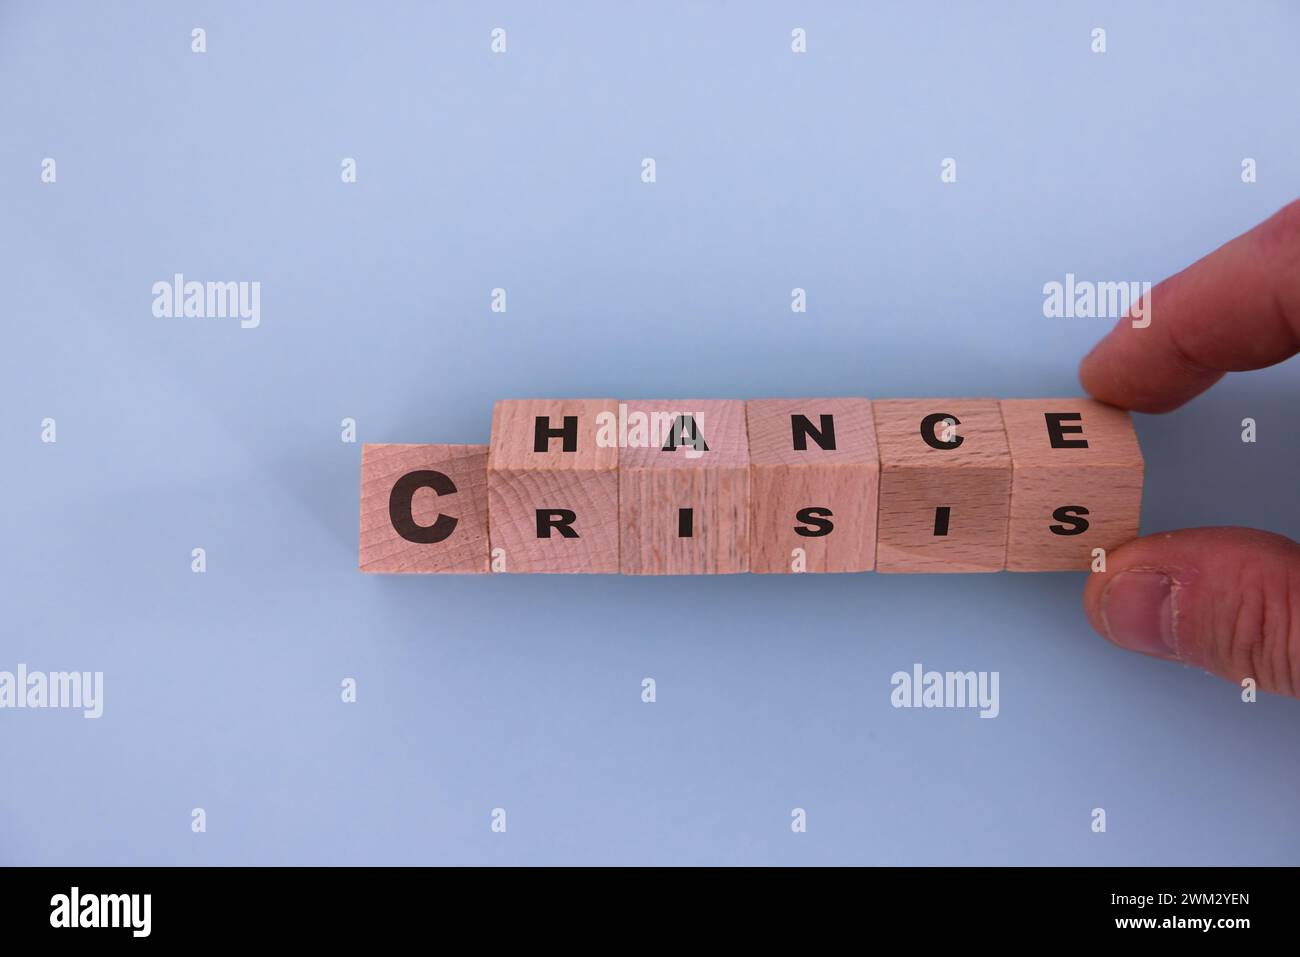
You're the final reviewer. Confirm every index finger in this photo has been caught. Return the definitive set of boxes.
[1078,199,1300,413]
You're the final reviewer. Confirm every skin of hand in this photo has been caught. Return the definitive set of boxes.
[1079,199,1300,697]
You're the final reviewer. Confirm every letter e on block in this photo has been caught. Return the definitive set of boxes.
[359,444,490,573]
[999,399,1143,571]
[488,399,620,573]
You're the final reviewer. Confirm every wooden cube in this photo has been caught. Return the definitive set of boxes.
[359,444,490,573]
[746,398,880,573]
[873,399,1011,573]
[487,399,620,573]
[619,399,749,575]
[1000,398,1144,571]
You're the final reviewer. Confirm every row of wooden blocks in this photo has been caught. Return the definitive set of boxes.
[359,398,1144,574]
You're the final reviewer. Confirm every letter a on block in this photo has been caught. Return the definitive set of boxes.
[873,399,1011,573]
[746,398,880,573]
[999,398,1143,571]
[620,399,749,574]
[488,399,620,573]
[359,444,490,573]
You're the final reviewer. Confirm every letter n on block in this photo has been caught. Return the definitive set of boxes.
[874,399,1011,573]
[746,398,880,573]
[999,399,1143,571]
[359,444,490,573]
[620,400,749,574]
[488,399,619,573]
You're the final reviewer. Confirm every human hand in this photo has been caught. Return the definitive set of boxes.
[1079,200,1300,696]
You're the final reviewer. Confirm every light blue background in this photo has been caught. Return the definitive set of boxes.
[2,1,1298,865]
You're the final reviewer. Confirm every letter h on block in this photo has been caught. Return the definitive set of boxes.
[619,400,749,574]
[487,399,620,573]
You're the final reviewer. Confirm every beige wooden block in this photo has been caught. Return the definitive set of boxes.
[488,399,619,573]
[359,444,490,573]
[746,398,880,574]
[874,399,1011,573]
[619,399,749,575]
[1000,398,1144,572]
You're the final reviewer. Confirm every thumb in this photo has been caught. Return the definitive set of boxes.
[1083,527,1300,696]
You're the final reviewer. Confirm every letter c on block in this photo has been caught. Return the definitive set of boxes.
[389,470,459,544]
[920,412,963,450]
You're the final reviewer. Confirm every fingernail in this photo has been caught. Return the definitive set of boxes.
[1101,571,1177,659]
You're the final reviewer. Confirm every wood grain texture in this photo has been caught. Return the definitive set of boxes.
[359,444,490,573]
[746,398,879,573]
[488,399,619,573]
[1000,398,1144,571]
[873,398,1011,573]
[619,399,749,574]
